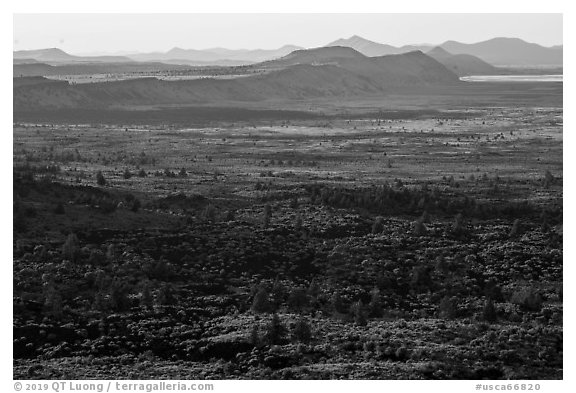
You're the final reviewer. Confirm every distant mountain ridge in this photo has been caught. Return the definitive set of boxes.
[14,48,461,110]
[263,46,459,86]
[263,46,367,67]
[325,36,562,67]
[13,48,133,64]
[127,45,303,65]
[439,37,562,66]
[15,36,562,67]
[326,35,431,56]
[426,47,499,76]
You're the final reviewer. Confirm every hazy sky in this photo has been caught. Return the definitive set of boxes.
[13,14,563,54]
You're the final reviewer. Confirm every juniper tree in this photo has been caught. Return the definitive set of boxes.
[250,323,261,347]
[110,280,131,312]
[372,217,384,234]
[264,313,286,345]
[410,265,432,290]
[509,219,522,238]
[270,279,286,308]
[413,217,427,236]
[96,170,106,186]
[251,287,272,313]
[510,288,542,312]
[87,249,105,265]
[131,198,141,213]
[438,296,458,319]
[287,288,309,312]
[289,195,299,208]
[93,289,108,312]
[452,213,465,235]
[123,169,132,179]
[307,279,320,299]
[156,283,176,306]
[62,233,80,262]
[482,298,497,323]
[225,210,235,221]
[351,301,367,326]
[141,282,154,310]
[53,202,65,215]
[294,214,303,230]
[263,204,272,228]
[543,170,554,188]
[43,279,63,319]
[420,210,430,224]
[202,204,217,222]
[331,290,347,314]
[368,288,384,318]
[292,317,312,343]
[106,244,116,262]
[540,211,549,232]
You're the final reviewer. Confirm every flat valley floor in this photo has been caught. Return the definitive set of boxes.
[13,86,563,379]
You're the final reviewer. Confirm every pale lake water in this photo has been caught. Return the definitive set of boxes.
[460,75,563,83]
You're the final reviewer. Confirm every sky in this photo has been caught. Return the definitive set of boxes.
[13,14,563,55]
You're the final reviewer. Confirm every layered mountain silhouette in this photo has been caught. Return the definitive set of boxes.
[326,35,431,56]
[13,45,302,66]
[14,36,562,68]
[13,48,133,63]
[126,45,302,65]
[440,37,562,66]
[426,47,499,76]
[14,47,460,110]
[262,47,457,84]
[325,36,562,67]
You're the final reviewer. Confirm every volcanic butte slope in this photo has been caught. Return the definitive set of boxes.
[13,47,461,110]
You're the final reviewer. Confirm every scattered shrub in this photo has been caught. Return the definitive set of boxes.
[372,217,384,234]
[509,219,522,238]
[123,169,132,179]
[287,288,309,312]
[156,283,176,306]
[351,301,367,326]
[96,171,106,186]
[110,280,132,311]
[53,202,65,215]
[251,287,272,314]
[264,313,286,345]
[263,204,272,228]
[452,213,466,235]
[482,299,498,322]
[140,282,154,310]
[250,324,261,347]
[294,214,303,230]
[331,291,347,314]
[62,233,80,262]
[87,249,105,265]
[510,288,542,312]
[368,288,384,318]
[131,198,141,212]
[543,170,555,188]
[438,296,458,319]
[202,204,217,221]
[292,317,312,343]
[413,218,427,236]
